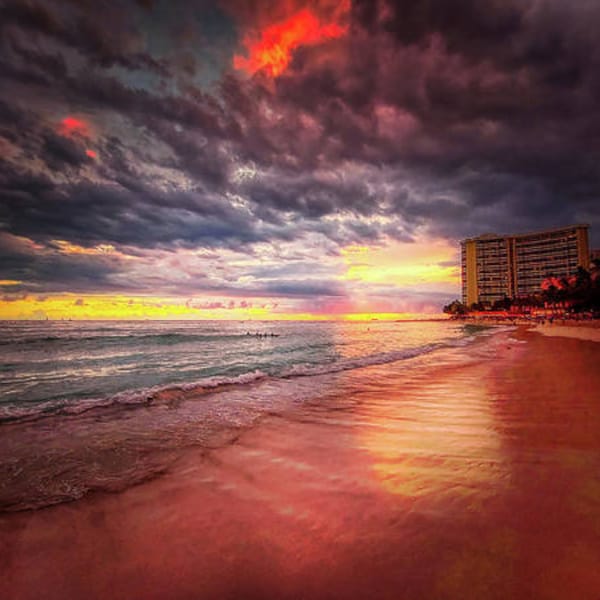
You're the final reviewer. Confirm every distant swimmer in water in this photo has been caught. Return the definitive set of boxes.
[245,331,280,338]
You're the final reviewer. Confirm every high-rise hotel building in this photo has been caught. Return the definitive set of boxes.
[461,224,590,306]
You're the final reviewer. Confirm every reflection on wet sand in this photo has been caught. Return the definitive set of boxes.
[1,330,599,600]
[360,364,504,501]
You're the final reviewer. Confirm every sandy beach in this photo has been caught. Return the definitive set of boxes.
[534,324,600,342]
[1,327,599,600]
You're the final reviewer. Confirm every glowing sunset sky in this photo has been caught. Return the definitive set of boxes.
[0,0,599,319]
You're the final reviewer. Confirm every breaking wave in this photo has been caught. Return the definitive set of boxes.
[0,341,454,425]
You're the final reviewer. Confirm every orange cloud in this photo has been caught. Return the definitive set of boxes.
[234,7,348,77]
[49,240,119,256]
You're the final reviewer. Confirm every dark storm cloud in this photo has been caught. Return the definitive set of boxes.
[357,0,523,57]
[237,169,378,219]
[1,0,600,299]
[265,0,600,240]
[40,132,90,170]
[1,0,167,75]
[0,105,89,175]
[4,32,69,81]
[175,277,348,300]
[259,279,346,297]
[0,232,125,294]
[0,169,287,249]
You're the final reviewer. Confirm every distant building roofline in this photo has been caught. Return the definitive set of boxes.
[461,223,590,244]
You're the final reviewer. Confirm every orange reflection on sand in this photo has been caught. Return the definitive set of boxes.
[359,359,505,500]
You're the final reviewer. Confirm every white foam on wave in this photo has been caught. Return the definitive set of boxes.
[0,370,270,424]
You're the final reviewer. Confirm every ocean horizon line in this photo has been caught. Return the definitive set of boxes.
[0,316,450,323]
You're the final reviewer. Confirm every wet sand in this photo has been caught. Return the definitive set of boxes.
[534,324,600,342]
[1,329,600,600]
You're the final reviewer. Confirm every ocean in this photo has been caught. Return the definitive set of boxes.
[0,319,493,511]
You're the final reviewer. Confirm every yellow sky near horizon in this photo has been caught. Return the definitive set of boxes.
[0,237,459,320]
[341,239,459,286]
[0,294,449,321]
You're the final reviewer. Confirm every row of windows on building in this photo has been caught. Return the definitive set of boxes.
[460,225,591,305]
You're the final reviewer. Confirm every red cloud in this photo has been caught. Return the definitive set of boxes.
[233,3,349,77]
[58,116,91,138]
[57,116,98,160]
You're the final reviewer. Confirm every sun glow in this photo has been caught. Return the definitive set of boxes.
[340,239,460,287]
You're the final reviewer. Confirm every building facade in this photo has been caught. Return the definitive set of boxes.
[461,224,590,306]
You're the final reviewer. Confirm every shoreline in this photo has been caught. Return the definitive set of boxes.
[0,327,492,513]
[2,328,600,599]
[453,316,600,328]
[453,317,600,340]
[532,324,600,342]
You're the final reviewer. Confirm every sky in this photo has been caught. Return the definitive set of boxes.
[0,0,599,320]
